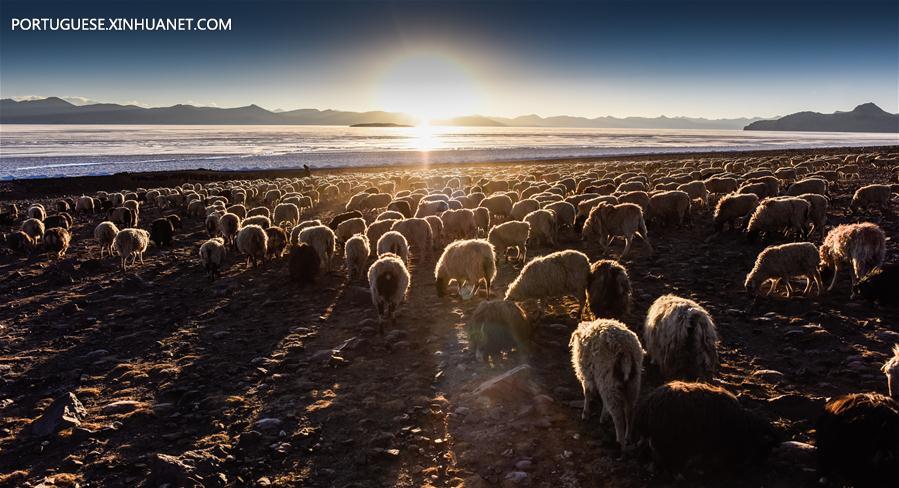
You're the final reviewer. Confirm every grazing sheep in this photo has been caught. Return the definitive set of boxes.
[365,219,398,254]
[819,223,886,294]
[391,218,433,260]
[586,260,631,320]
[113,228,150,272]
[387,200,413,218]
[273,203,300,226]
[93,221,119,258]
[648,190,691,228]
[289,219,322,245]
[885,344,899,400]
[242,215,271,229]
[27,205,46,221]
[570,318,644,449]
[328,210,363,230]
[746,197,809,241]
[5,231,35,255]
[247,206,270,219]
[165,214,182,230]
[424,215,445,249]
[523,209,557,247]
[299,225,337,271]
[43,214,72,230]
[786,178,827,196]
[737,182,771,199]
[511,199,540,221]
[21,218,45,241]
[111,207,137,228]
[435,239,497,299]
[360,193,392,213]
[487,220,530,263]
[376,210,405,221]
[415,200,449,218]
[376,231,410,264]
[713,192,758,232]
[855,264,899,306]
[236,224,268,268]
[676,180,709,208]
[644,294,718,381]
[851,184,892,212]
[815,393,899,487]
[335,217,367,244]
[43,227,71,258]
[466,299,532,363]
[288,243,320,286]
[744,242,822,297]
[150,217,175,248]
[795,193,828,238]
[265,226,289,258]
[368,253,411,334]
[636,381,776,474]
[227,204,247,219]
[544,201,577,231]
[704,177,739,195]
[505,250,591,318]
[205,213,221,237]
[199,237,227,280]
[75,196,95,214]
[218,213,241,248]
[344,234,370,280]
[472,206,491,236]
[441,209,477,240]
[345,192,369,212]
[479,194,514,221]
[584,203,651,258]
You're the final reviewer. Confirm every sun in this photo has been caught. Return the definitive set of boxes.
[374,53,483,123]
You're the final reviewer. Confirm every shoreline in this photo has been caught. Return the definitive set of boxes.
[1,144,896,201]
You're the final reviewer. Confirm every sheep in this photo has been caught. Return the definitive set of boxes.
[479,194,514,221]
[335,217,367,244]
[149,217,175,248]
[785,178,827,196]
[227,204,247,219]
[75,196,95,214]
[570,318,644,449]
[242,215,271,229]
[299,225,337,271]
[737,181,771,199]
[648,190,691,228]
[523,209,557,247]
[435,239,497,299]
[111,207,137,228]
[199,238,227,280]
[376,210,405,221]
[289,219,322,245]
[288,243,320,286]
[113,228,150,272]
[885,344,899,400]
[265,226,289,258]
[236,224,268,268]
[441,208,477,240]
[745,197,809,241]
[247,206,270,219]
[328,210,363,230]
[43,227,71,258]
[205,213,221,238]
[510,199,540,221]
[391,218,433,260]
[217,213,241,248]
[855,264,899,306]
[4,231,35,255]
[505,250,591,318]
[472,206,490,236]
[586,260,631,320]
[643,294,718,381]
[819,222,886,295]
[387,200,413,218]
[376,231,410,264]
[466,299,532,363]
[744,242,822,297]
[851,184,892,212]
[635,381,777,474]
[165,214,182,230]
[92,221,119,258]
[544,201,576,231]
[713,192,758,232]
[273,203,300,227]
[344,234,370,280]
[704,177,739,195]
[415,200,449,218]
[487,221,530,263]
[424,215,444,249]
[43,214,71,230]
[676,180,709,208]
[345,192,369,212]
[368,253,411,334]
[21,218,45,241]
[584,203,651,258]
[359,193,392,213]
[365,219,398,254]
[815,393,899,487]
[27,205,46,221]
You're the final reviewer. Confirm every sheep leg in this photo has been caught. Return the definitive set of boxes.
[827,263,839,291]
[610,405,628,450]
[619,237,632,259]
[812,270,823,296]
[783,278,793,298]
[581,384,592,419]
[802,276,813,296]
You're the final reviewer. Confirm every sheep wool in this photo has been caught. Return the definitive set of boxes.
[744,242,822,297]
[505,249,591,318]
[435,239,496,299]
[236,224,268,268]
[644,294,719,381]
[819,222,886,294]
[199,237,227,280]
[113,228,150,272]
[344,234,371,280]
[368,253,411,334]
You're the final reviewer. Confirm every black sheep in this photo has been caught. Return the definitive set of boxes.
[587,259,631,320]
[328,210,363,230]
[44,213,73,230]
[150,217,175,247]
[165,214,183,230]
[816,393,899,487]
[854,264,899,306]
[288,243,320,286]
[635,381,777,476]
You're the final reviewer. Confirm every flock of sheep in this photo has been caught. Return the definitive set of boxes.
[1,150,897,484]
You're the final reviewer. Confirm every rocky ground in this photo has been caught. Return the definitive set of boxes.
[0,150,897,487]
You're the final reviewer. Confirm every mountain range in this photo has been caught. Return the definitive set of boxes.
[744,103,898,133]
[0,97,762,129]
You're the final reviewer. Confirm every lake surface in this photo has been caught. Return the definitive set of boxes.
[1,124,896,179]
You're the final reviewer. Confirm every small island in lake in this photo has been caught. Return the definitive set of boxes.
[349,122,413,127]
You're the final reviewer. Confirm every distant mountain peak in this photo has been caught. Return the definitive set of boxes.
[853,102,888,115]
[745,102,898,133]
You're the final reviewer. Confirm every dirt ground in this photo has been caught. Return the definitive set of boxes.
[0,149,897,487]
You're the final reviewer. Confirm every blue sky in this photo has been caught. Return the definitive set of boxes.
[1,0,896,118]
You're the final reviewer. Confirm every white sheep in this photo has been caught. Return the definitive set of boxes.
[570,318,644,449]
[441,208,477,240]
[786,178,828,196]
[43,227,71,258]
[368,253,411,334]
[75,196,95,214]
[289,219,322,245]
[113,228,150,272]
[584,203,651,258]
[435,239,497,299]
[27,204,46,221]
[523,209,557,247]
[344,234,370,280]
[21,218,45,241]
[377,230,410,264]
[713,192,758,232]
[744,242,822,297]
[746,197,809,241]
[391,218,433,260]
[93,221,119,258]
[648,190,691,227]
[883,344,898,400]
[511,199,540,221]
[819,222,886,295]
[273,202,300,226]
[644,294,719,381]
[505,249,591,318]
[335,217,367,244]
[236,224,268,268]
[487,220,530,263]
[199,237,227,280]
[851,184,892,212]
[218,213,241,248]
[299,224,337,271]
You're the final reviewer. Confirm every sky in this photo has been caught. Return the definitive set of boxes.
[1,0,897,119]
